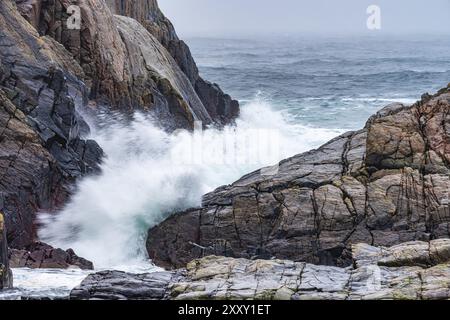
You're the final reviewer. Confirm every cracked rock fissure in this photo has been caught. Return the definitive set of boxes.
[147,87,450,271]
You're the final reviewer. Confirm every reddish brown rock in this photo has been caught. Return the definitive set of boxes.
[15,0,239,128]
[2,0,239,252]
[147,86,450,269]
[106,0,240,125]
[8,241,93,270]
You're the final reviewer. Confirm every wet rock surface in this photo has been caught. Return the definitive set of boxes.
[14,0,239,128]
[8,241,93,270]
[71,239,450,300]
[147,86,450,269]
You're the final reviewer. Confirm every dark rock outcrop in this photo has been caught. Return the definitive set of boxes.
[1,0,240,252]
[107,0,240,125]
[0,213,13,290]
[71,239,450,300]
[15,0,239,128]
[8,241,93,270]
[0,0,103,249]
[147,86,450,269]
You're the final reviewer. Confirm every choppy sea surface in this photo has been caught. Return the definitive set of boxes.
[2,35,450,299]
[188,35,450,130]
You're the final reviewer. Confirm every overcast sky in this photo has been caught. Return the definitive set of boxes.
[159,0,450,37]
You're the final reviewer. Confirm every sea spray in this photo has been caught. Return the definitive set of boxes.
[39,97,343,269]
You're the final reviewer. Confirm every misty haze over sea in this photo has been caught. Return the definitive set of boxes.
[187,35,450,130]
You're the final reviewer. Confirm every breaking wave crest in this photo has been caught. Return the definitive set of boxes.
[39,97,344,269]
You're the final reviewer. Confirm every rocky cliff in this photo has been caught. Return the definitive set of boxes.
[71,239,450,300]
[0,0,103,249]
[1,0,239,254]
[147,86,450,269]
[15,0,239,128]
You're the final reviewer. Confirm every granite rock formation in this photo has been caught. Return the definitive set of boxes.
[1,0,239,255]
[8,241,93,270]
[0,0,103,249]
[107,0,240,125]
[71,239,450,300]
[0,213,13,290]
[147,86,450,269]
[15,0,239,128]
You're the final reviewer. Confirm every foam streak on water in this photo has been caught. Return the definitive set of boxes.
[0,268,92,300]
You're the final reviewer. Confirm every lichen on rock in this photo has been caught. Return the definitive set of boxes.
[70,239,450,300]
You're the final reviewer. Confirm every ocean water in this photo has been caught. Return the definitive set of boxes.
[2,35,450,299]
[188,35,450,129]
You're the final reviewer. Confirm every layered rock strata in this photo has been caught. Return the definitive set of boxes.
[1,0,239,254]
[71,239,450,300]
[0,0,103,249]
[147,86,450,269]
[0,213,13,290]
[107,0,240,125]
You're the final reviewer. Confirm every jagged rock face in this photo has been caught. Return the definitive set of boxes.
[0,0,103,248]
[0,213,13,290]
[114,15,212,129]
[2,0,239,250]
[16,0,239,128]
[70,270,182,300]
[107,0,240,125]
[71,239,450,300]
[8,241,93,270]
[1,0,240,254]
[147,87,450,269]
[106,0,177,47]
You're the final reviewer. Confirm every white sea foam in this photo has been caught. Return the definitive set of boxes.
[341,97,417,104]
[38,97,344,269]
[0,268,91,300]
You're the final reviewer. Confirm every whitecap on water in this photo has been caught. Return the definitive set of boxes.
[38,96,343,269]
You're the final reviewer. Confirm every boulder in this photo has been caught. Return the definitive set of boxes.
[107,0,240,125]
[8,241,93,270]
[147,86,450,269]
[70,270,180,300]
